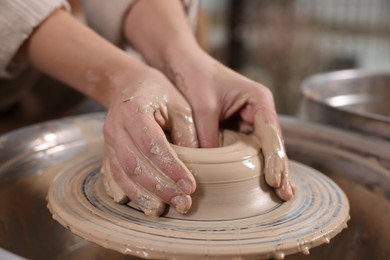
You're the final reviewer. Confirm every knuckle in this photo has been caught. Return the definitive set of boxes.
[259,86,274,100]
[103,119,114,138]
[250,82,274,100]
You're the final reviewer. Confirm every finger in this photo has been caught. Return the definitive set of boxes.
[101,158,128,203]
[169,107,199,148]
[250,101,294,200]
[107,154,166,217]
[240,88,280,133]
[254,115,285,188]
[192,100,220,148]
[275,166,295,201]
[126,116,196,191]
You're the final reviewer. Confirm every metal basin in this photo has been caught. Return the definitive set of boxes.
[300,69,390,140]
[0,113,389,259]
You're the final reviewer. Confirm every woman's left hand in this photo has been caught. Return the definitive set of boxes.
[163,50,295,201]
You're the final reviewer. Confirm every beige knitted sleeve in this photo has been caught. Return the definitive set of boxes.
[0,0,70,77]
[81,0,199,46]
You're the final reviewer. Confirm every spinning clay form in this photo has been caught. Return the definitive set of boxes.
[48,130,350,259]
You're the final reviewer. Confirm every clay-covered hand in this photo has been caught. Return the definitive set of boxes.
[102,68,198,216]
[21,8,199,217]
[164,52,294,201]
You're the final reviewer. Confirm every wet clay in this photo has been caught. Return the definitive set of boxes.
[47,130,350,260]
[164,130,280,220]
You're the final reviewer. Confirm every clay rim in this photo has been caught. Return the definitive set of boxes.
[171,130,260,164]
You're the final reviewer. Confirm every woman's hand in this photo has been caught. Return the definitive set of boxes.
[23,8,199,216]
[164,51,295,200]
[102,68,199,216]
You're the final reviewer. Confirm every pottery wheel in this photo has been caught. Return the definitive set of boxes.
[48,157,349,260]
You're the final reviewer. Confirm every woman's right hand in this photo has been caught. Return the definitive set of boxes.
[101,68,199,217]
[21,8,199,217]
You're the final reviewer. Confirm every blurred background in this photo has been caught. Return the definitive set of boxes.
[1,0,390,132]
[197,0,390,115]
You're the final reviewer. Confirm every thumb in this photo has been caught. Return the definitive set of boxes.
[193,105,220,148]
[253,115,286,188]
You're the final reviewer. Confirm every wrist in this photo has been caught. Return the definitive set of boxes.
[101,58,153,107]
[158,38,203,77]
[122,0,201,74]
[161,44,218,86]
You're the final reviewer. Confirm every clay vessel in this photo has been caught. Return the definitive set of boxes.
[165,130,281,220]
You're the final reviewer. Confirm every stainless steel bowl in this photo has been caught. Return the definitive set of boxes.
[300,69,390,140]
[0,113,389,259]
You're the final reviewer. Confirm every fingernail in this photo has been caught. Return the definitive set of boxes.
[170,195,191,214]
[136,197,165,217]
[276,181,294,201]
[177,178,195,194]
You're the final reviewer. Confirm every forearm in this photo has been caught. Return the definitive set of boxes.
[24,9,147,107]
[123,0,201,73]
